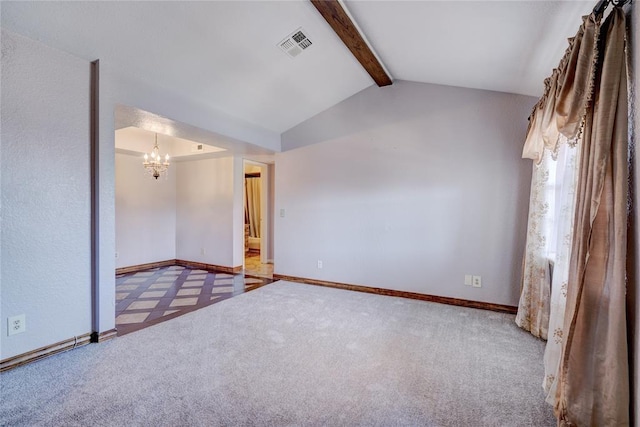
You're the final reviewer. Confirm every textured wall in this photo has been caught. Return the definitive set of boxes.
[277,81,535,306]
[175,157,236,267]
[115,153,177,268]
[1,30,91,359]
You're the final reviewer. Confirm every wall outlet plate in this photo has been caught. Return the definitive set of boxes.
[317,260,323,269]
[8,314,26,336]
[464,275,472,286]
[472,276,482,288]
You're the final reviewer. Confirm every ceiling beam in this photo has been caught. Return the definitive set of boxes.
[310,0,392,87]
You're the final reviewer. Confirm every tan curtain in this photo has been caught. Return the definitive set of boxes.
[518,8,630,426]
[245,177,261,238]
[556,9,629,425]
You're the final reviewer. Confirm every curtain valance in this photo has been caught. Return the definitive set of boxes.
[522,14,601,163]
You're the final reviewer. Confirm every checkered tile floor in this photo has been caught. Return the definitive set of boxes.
[115,265,273,335]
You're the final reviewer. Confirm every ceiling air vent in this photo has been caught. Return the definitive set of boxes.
[191,143,204,153]
[278,28,313,59]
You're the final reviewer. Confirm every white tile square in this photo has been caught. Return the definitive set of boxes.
[212,286,234,294]
[170,298,198,307]
[116,312,149,324]
[177,288,201,296]
[163,271,182,276]
[182,280,205,287]
[140,290,167,298]
[149,282,172,289]
[127,300,159,310]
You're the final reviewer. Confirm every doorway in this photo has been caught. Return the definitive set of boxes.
[243,160,273,278]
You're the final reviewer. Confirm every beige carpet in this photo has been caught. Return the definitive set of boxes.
[0,281,554,426]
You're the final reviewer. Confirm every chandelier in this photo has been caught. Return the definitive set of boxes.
[142,133,170,179]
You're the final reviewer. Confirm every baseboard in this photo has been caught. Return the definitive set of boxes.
[116,260,175,275]
[91,328,118,343]
[0,332,92,372]
[117,260,242,276]
[175,259,242,274]
[273,274,518,315]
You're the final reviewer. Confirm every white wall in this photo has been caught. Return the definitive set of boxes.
[277,81,534,306]
[115,153,176,268]
[1,30,91,359]
[176,157,239,267]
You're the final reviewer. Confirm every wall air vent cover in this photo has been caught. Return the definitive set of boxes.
[278,28,313,59]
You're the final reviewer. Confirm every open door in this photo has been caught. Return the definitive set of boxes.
[243,160,272,277]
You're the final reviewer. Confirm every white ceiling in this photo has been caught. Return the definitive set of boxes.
[345,0,594,97]
[115,126,227,161]
[115,105,277,164]
[1,1,594,135]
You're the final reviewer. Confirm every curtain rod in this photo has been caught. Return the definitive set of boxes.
[593,0,631,16]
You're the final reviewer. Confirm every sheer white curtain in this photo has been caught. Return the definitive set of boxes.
[516,138,578,341]
[541,139,579,405]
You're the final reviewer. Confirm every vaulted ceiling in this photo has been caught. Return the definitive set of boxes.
[1,1,594,135]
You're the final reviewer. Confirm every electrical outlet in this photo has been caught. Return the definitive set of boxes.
[464,275,472,286]
[201,248,206,255]
[8,314,26,336]
[472,275,482,288]
[317,260,323,269]
[280,208,286,218]
[115,251,119,259]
